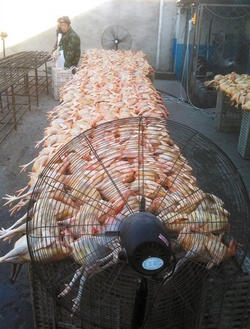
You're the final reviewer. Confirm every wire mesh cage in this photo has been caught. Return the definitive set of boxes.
[0,51,51,143]
[51,67,73,101]
[238,111,250,159]
[27,118,250,329]
[193,3,250,79]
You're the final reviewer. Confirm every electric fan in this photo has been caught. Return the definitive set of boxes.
[101,25,132,50]
[27,117,250,329]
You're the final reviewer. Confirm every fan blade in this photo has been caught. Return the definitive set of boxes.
[115,25,130,42]
[102,25,120,50]
[114,25,120,41]
[118,39,132,50]
[117,31,132,50]
[118,32,131,43]
[117,30,128,42]
[118,35,131,45]
[102,41,117,50]
[102,28,117,41]
[102,25,132,50]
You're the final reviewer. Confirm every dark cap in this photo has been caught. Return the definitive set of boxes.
[57,16,71,25]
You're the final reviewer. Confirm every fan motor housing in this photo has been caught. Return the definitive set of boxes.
[119,212,172,275]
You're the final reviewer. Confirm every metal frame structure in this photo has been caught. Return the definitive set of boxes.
[0,51,51,106]
[189,1,250,99]
[0,51,51,144]
[215,90,250,160]
[0,68,31,144]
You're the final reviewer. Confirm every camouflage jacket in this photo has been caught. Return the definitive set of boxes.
[59,27,81,68]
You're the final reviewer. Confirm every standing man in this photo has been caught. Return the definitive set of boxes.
[57,16,81,69]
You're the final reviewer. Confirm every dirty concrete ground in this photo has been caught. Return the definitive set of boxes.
[0,80,249,329]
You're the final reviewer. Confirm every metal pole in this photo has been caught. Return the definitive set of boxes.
[189,4,203,99]
[45,61,49,94]
[6,88,10,111]
[192,4,204,82]
[0,32,7,57]
[2,38,6,57]
[25,74,31,111]
[11,85,17,130]
[156,0,164,70]
[0,94,3,114]
[35,68,39,106]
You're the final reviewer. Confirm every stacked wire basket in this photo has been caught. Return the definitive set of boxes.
[51,67,73,101]
[215,91,242,133]
[238,111,250,159]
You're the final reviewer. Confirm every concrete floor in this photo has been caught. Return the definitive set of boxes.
[0,80,249,328]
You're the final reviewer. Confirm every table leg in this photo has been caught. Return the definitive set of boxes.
[11,85,17,130]
[238,111,250,160]
[35,68,39,106]
[25,74,31,111]
[0,93,3,113]
[45,61,49,94]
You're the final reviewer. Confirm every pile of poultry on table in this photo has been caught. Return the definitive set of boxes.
[205,72,250,110]
[0,49,237,313]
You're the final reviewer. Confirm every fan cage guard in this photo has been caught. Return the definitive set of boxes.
[27,118,250,329]
[101,25,132,51]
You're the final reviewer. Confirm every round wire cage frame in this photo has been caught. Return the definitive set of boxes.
[27,117,250,329]
[101,25,132,51]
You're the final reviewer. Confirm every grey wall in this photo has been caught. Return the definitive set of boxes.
[157,0,177,71]
[4,0,176,72]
